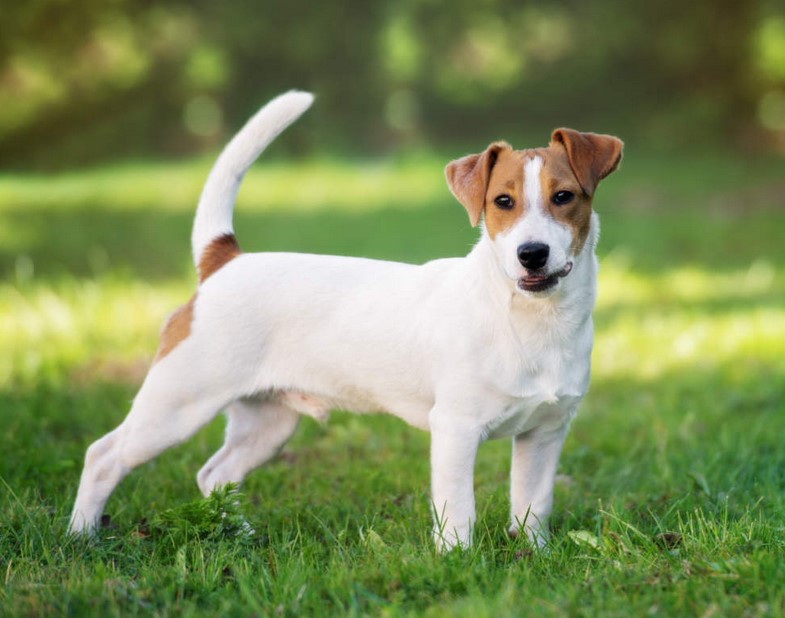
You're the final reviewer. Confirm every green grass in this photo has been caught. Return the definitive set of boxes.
[1,150,784,616]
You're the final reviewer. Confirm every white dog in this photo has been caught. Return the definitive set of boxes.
[69,91,622,550]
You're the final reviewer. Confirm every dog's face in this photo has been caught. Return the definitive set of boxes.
[446,129,623,295]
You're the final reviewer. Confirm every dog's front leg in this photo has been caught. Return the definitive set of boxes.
[509,424,569,548]
[429,412,482,552]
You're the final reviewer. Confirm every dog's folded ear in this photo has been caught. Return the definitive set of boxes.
[445,141,512,227]
[550,129,623,197]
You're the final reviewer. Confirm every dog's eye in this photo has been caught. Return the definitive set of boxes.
[494,195,514,210]
[552,191,575,206]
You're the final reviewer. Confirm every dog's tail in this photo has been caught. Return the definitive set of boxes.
[191,90,314,280]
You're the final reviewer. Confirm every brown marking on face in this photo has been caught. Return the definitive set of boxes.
[483,148,526,239]
[154,234,242,363]
[444,142,512,227]
[539,147,594,254]
[550,128,623,197]
[198,233,241,282]
[447,131,622,242]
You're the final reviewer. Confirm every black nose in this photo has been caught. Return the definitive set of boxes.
[517,242,550,270]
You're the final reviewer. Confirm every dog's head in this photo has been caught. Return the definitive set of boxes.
[446,129,623,295]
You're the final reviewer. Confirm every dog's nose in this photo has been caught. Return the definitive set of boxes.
[517,242,550,270]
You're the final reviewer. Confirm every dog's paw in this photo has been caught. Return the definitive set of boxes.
[67,515,98,540]
[433,527,472,553]
[508,524,550,551]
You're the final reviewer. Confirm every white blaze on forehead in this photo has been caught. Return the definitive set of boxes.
[490,152,573,285]
[524,156,544,215]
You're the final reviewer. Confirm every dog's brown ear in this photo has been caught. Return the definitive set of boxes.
[445,141,511,226]
[550,129,623,197]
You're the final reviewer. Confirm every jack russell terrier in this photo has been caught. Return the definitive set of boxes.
[69,91,623,550]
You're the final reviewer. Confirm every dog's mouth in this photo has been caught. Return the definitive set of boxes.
[517,262,573,293]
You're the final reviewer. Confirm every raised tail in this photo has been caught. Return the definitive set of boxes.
[191,90,314,280]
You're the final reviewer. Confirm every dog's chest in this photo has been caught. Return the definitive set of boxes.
[485,385,584,440]
[483,316,592,439]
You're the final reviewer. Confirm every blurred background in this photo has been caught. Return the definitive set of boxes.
[2,0,785,168]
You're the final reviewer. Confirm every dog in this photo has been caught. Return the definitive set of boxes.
[69,91,623,550]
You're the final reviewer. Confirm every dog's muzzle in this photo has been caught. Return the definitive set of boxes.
[517,261,573,293]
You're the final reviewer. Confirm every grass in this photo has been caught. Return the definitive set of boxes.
[1,148,784,616]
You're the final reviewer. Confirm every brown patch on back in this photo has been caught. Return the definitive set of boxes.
[198,233,241,282]
[154,234,242,364]
[154,295,196,362]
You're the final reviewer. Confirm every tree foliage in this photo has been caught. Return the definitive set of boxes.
[1,0,783,168]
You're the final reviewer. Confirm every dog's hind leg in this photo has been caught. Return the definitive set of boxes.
[68,349,237,536]
[197,397,300,496]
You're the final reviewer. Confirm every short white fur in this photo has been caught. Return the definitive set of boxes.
[69,92,604,552]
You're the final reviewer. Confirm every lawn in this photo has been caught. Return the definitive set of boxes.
[1,148,784,616]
